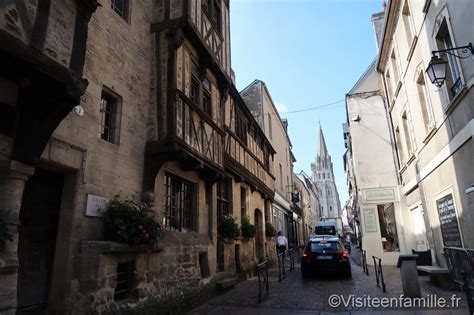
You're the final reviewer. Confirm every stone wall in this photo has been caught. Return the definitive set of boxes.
[69,231,214,314]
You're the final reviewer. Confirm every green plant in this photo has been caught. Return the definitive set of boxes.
[0,218,13,250]
[220,215,240,239]
[102,197,162,250]
[241,215,256,239]
[265,222,276,238]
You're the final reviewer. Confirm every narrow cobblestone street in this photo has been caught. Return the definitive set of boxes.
[189,248,469,314]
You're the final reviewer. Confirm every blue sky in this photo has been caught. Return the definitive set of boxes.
[230,0,383,204]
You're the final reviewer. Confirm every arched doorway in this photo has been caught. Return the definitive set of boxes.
[254,209,264,260]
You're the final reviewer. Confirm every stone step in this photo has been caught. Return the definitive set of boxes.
[215,277,238,291]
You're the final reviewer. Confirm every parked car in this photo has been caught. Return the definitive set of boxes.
[301,236,352,279]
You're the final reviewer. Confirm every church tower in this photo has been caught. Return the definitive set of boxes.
[311,125,341,218]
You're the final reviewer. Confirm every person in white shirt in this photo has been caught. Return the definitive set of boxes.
[276,231,288,259]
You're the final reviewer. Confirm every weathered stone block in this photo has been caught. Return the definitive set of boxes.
[0,287,16,310]
[79,278,100,293]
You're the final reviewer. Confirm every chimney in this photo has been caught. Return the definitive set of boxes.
[282,118,288,132]
[371,2,387,52]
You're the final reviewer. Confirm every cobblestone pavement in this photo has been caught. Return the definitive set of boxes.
[188,247,469,314]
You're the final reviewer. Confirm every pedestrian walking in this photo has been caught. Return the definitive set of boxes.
[276,231,288,259]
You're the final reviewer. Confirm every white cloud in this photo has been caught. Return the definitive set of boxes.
[275,102,289,113]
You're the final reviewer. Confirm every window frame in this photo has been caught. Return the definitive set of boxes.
[110,0,130,22]
[415,69,435,133]
[189,58,213,118]
[240,187,247,222]
[432,14,465,102]
[202,0,222,32]
[99,88,122,145]
[402,0,416,45]
[217,178,231,230]
[164,173,196,232]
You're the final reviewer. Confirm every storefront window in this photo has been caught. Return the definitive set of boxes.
[377,203,399,252]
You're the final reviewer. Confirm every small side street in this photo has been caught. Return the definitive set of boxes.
[190,247,469,314]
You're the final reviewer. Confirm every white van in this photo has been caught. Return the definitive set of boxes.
[314,220,338,236]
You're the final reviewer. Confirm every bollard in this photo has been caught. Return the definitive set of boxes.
[257,260,269,303]
[397,254,421,297]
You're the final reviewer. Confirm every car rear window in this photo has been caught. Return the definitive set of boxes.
[310,241,337,252]
[315,226,336,235]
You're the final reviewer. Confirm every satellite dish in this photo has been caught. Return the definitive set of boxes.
[74,105,84,117]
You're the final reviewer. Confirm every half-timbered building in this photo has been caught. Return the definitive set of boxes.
[0,0,275,313]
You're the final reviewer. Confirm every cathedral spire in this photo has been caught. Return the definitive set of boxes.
[317,124,329,159]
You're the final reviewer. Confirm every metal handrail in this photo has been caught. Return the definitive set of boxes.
[288,248,295,271]
[372,256,386,292]
[362,250,369,275]
[444,247,473,314]
[256,260,269,303]
[277,252,285,281]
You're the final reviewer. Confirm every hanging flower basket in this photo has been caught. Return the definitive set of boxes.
[102,197,163,251]
[265,222,276,238]
[219,215,240,240]
[241,215,256,239]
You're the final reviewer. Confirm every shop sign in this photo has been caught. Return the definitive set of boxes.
[363,207,378,233]
[436,194,462,247]
[365,188,395,201]
[86,194,108,217]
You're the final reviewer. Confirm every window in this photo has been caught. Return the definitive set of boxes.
[264,199,270,223]
[111,0,129,21]
[217,178,231,229]
[279,164,283,191]
[202,79,212,116]
[401,112,413,156]
[190,58,213,117]
[402,0,415,44]
[395,126,405,163]
[203,0,221,31]
[390,50,400,84]
[377,203,399,252]
[235,110,248,145]
[385,70,393,102]
[240,187,247,222]
[99,89,121,144]
[416,71,435,133]
[164,173,196,231]
[114,261,135,301]
[435,23,462,98]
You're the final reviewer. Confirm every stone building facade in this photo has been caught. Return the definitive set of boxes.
[0,0,275,313]
[344,59,407,265]
[377,0,474,266]
[240,80,299,248]
[311,126,341,219]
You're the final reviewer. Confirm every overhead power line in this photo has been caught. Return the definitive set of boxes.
[277,99,345,115]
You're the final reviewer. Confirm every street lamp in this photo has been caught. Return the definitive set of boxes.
[425,42,473,88]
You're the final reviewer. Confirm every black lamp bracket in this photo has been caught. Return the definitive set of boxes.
[431,42,474,59]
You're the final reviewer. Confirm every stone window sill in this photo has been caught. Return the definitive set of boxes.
[444,85,469,117]
[422,125,437,144]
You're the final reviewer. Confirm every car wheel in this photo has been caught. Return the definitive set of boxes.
[301,270,310,279]
[344,267,352,279]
